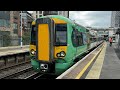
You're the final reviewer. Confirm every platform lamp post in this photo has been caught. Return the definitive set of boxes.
[20,11,23,48]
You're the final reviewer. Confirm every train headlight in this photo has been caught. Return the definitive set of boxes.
[60,51,66,57]
[56,53,61,57]
[56,51,66,57]
[31,50,36,55]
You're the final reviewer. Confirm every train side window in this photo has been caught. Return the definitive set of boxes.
[71,27,83,47]
[77,31,83,46]
[82,33,87,45]
[71,27,78,47]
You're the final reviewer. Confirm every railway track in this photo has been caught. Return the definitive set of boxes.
[0,67,57,79]
[0,61,30,71]
[0,66,33,79]
[26,73,57,79]
[0,60,57,79]
[24,72,44,79]
[0,61,32,79]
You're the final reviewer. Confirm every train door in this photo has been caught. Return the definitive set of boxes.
[36,18,55,62]
[86,32,90,50]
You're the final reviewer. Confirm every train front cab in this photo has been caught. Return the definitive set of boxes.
[31,17,70,75]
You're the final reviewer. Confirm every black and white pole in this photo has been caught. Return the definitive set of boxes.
[20,11,23,48]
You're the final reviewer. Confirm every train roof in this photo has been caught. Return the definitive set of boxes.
[32,15,74,25]
[46,15,87,28]
[33,15,88,30]
[40,15,74,24]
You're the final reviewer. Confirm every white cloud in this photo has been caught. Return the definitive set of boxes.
[69,11,111,28]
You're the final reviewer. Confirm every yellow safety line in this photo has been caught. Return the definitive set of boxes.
[85,43,107,79]
[75,44,104,79]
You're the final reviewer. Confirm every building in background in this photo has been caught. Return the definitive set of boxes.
[0,11,11,34]
[19,11,33,37]
[87,27,116,41]
[19,11,34,45]
[0,11,20,46]
[0,11,11,47]
[10,11,20,36]
[111,11,120,47]
[111,11,120,28]
[32,11,69,19]
[0,11,34,47]
[0,11,20,36]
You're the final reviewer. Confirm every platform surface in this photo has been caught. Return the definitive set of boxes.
[0,45,29,57]
[86,42,120,79]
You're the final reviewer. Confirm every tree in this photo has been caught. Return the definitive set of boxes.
[22,31,30,45]
[3,34,11,47]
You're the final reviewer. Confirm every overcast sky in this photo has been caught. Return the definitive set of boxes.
[69,11,111,28]
[28,11,112,28]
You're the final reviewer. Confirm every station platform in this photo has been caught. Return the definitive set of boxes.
[57,42,120,79]
[86,42,120,79]
[0,45,29,57]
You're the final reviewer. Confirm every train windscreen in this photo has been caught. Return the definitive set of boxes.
[55,24,67,46]
[30,25,36,45]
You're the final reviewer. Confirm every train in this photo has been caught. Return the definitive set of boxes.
[30,15,103,75]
